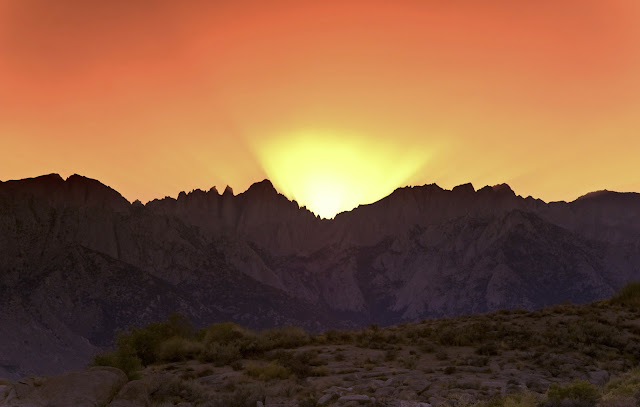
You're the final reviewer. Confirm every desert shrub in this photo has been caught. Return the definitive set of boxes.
[199,342,243,366]
[610,282,640,307]
[157,336,203,362]
[116,313,194,366]
[479,391,540,407]
[268,349,323,379]
[405,325,433,340]
[92,342,143,380]
[202,322,252,345]
[257,326,310,351]
[245,362,290,380]
[604,368,640,399]
[355,328,386,348]
[323,329,354,344]
[435,322,493,347]
[545,380,600,407]
[436,326,471,346]
[598,396,637,407]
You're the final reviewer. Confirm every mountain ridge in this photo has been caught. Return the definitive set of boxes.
[1,173,640,379]
[7,173,639,217]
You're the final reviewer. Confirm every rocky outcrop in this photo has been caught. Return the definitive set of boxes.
[1,174,640,378]
[0,367,126,407]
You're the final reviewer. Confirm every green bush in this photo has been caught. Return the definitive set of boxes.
[268,349,322,379]
[117,313,194,366]
[92,342,142,380]
[546,380,600,407]
[257,326,310,351]
[202,322,251,345]
[480,391,539,407]
[157,337,203,362]
[604,368,640,399]
[323,329,354,344]
[199,342,243,366]
[610,282,640,307]
[93,313,194,370]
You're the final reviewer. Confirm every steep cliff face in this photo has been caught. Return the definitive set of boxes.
[1,174,640,378]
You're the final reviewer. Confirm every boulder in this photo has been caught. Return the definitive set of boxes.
[107,379,150,407]
[317,393,334,405]
[3,367,126,407]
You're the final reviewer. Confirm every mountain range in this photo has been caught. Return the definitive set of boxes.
[1,173,640,379]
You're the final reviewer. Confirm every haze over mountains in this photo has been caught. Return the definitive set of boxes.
[1,174,640,379]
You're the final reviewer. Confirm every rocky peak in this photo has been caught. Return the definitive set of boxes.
[64,174,130,211]
[452,182,475,194]
[0,173,65,198]
[0,173,129,211]
[241,179,278,199]
[223,185,234,196]
[491,183,515,195]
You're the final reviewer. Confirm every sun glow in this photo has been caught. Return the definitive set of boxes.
[254,130,428,219]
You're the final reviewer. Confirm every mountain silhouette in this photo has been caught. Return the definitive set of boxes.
[1,174,640,378]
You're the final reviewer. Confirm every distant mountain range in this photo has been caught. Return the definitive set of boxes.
[1,174,640,378]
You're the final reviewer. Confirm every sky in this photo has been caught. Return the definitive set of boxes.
[1,0,639,218]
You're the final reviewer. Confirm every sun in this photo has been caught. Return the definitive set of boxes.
[253,129,427,219]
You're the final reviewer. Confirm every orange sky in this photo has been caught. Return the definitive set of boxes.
[1,0,640,217]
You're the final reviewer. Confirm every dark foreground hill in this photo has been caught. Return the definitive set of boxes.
[1,174,640,378]
[4,285,640,406]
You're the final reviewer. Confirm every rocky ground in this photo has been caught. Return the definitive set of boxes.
[4,291,640,407]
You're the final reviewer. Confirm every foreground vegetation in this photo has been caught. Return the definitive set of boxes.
[92,282,640,406]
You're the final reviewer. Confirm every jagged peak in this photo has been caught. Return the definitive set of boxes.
[5,174,640,216]
[491,183,514,194]
[452,182,475,194]
[243,179,277,195]
[476,183,517,197]
[38,173,65,182]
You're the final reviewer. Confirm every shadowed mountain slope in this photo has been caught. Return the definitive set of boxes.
[1,174,640,378]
